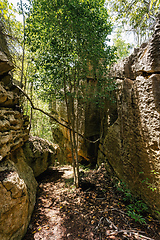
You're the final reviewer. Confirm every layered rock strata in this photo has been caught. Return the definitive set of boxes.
[0,51,29,161]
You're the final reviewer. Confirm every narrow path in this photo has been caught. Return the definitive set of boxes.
[23,165,160,240]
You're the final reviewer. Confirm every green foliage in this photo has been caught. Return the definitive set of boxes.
[0,0,23,51]
[0,0,21,34]
[23,87,53,141]
[116,181,148,224]
[112,28,134,59]
[30,108,53,141]
[127,210,146,224]
[107,0,160,45]
[140,170,160,192]
[26,0,116,103]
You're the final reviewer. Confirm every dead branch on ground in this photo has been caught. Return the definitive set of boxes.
[95,216,155,240]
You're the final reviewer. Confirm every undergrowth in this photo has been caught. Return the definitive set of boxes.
[115,181,149,224]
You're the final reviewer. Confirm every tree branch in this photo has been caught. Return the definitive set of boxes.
[12,83,101,144]
[106,229,155,240]
[12,82,72,128]
[95,215,155,240]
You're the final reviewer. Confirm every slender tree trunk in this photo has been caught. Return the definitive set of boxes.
[29,82,33,132]
[70,65,80,187]
[70,101,80,187]
[24,61,29,91]
[63,69,79,186]
[20,0,25,88]
[69,129,76,184]
[73,65,80,187]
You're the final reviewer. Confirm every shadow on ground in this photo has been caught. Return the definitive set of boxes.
[36,168,64,183]
[23,166,160,240]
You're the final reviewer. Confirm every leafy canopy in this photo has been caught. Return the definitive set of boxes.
[112,28,134,59]
[26,0,116,102]
[0,0,23,42]
[107,0,160,45]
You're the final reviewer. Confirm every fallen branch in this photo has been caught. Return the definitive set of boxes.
[96,197,105,200]
[95,217,104,230]
[105,217,118,230]
[95,214,155,240]
[13,83,101,144]
[106,229,155,240]
[109,206,129,216]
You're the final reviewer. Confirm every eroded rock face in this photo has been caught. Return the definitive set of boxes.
[98,15,160,218]
[23,136,58,177]
[0,150,37,240]
[0,82,19,106]
[0,109,29,161]
[0,31,37,240]
[0,51,13,76]
[0,37,59,238]
[0,50,29,162]
[112,16,160,79]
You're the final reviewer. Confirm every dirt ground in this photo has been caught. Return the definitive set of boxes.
[23,165,160,240]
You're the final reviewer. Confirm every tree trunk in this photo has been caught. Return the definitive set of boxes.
[63,69,79,187]
[20,0,25,88]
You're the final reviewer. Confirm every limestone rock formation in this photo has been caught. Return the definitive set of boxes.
[0,30,37,240]
[0,108,29,161]
[0,51,13,76]
[0,150,37,240]
[98,15,160,218]
[0,50,29,161]
[0,32,58,238]
[23,136,58,177]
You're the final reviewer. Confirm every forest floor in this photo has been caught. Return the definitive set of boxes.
[23,165,160,240]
